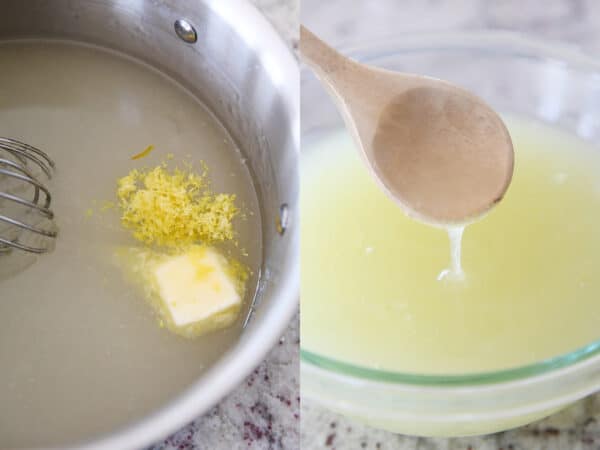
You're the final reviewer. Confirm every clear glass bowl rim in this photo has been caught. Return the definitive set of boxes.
[300,30,600,387]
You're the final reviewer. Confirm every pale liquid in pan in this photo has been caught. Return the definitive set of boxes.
[0,41,262,447]
[302,118,600,374]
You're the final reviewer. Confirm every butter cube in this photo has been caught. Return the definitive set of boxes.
[154,246,241,332]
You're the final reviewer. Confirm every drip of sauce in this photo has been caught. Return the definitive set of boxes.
[437,225,465,281]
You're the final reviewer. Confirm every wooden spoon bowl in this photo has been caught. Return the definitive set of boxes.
[301,26,514,225]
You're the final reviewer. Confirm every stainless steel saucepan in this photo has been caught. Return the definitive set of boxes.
[0,1,299,448]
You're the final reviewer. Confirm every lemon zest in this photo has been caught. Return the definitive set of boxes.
[131,145,155,160]
[116,165,238,248]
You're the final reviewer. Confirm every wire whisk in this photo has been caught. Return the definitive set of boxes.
[0,138,57,254]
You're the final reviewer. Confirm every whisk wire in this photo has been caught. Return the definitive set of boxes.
[0,138,54,175]
[0,235,50,254]
[0,213,57,237]
[0,138,56,254]
[0,191,54,218]
[0,167,52,209]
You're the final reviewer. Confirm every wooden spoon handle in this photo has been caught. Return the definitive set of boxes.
[300,26,357,82]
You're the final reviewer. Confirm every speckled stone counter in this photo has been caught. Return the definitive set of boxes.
[149,1,299,449]
[302,399,600,450]
[301,0,600,449]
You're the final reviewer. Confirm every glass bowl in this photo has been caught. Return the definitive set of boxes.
[300,32,600,437]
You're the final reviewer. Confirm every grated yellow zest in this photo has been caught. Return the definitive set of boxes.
[116,165,238,248]
[100,201,115,212]
[131,145,155,160]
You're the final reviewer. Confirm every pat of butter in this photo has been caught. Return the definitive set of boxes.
[154,247,241,328]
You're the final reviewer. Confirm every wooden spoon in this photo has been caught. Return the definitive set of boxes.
[300,26,514,225]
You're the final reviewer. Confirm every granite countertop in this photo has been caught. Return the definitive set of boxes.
[150,1,299,449]
[301,0,600,449]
